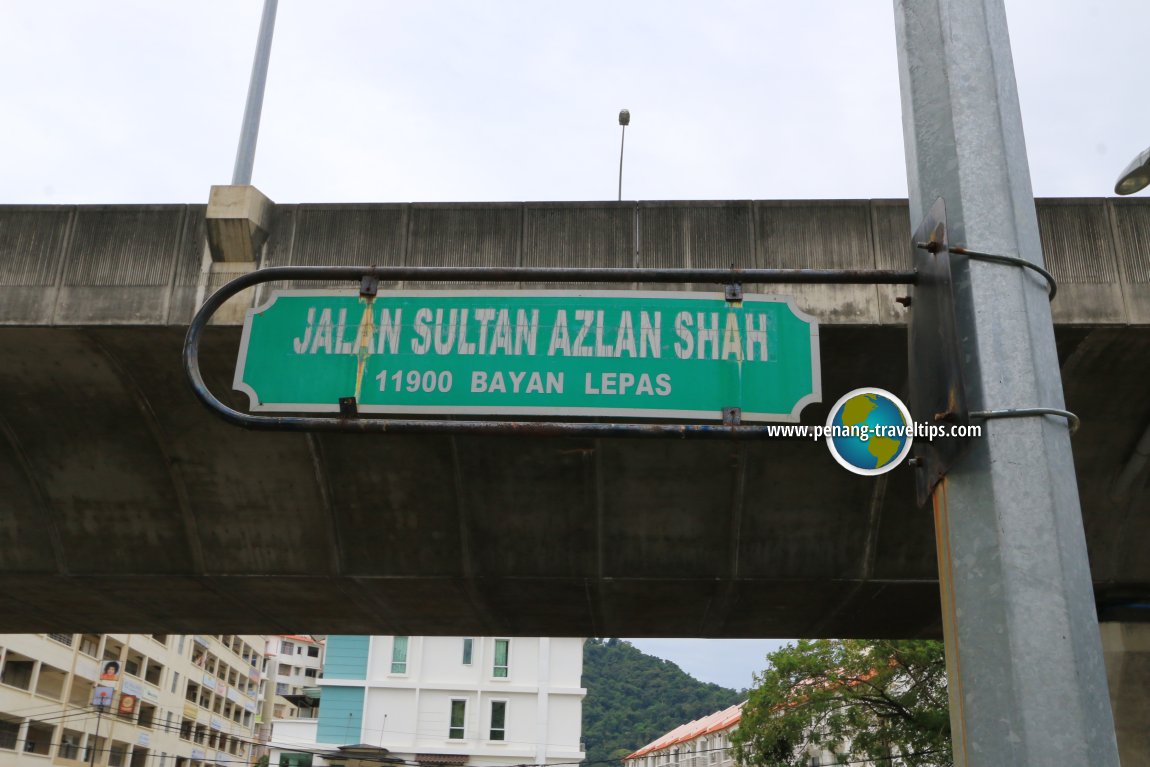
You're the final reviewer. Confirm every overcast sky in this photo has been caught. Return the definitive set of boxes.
[2,1,1148,207]
[3,1,1147,693]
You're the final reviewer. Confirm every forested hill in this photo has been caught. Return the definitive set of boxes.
[582,639,745,767]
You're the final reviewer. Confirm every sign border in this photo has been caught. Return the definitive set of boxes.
[234,288,822,423]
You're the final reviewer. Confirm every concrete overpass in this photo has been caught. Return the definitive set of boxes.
[0,197,1147,638]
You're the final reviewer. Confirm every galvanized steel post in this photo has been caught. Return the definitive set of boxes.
[232,0,279,185]
[894,0,1119,764]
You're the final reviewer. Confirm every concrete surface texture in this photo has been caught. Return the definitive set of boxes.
[0,199,1146,636]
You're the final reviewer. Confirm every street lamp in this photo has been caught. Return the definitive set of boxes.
[618,109,630,201]
[1114,145,1150,195]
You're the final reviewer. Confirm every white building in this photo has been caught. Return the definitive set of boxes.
[270,636,585,767]
[0,633,265,767]
[625,704,741,767]
[626,702,877,767]
[265,637,324,720]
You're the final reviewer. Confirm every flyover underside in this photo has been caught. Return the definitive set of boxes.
[1,323,1146,636]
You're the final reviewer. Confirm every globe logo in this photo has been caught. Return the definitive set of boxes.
[825,387,914,475]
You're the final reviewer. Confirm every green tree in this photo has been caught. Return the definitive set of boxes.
[732,640,950,767]
[582,639,743,767]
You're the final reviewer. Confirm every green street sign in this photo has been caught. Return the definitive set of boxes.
[234,290,821,422]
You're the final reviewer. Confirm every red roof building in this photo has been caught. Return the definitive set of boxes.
[625,704,743,767]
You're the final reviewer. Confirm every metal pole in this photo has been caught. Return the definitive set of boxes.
[617,109,630,201]
[87,704,103,767]
[893,1,1119,765]
[232,0,279,185]
[618,124,627,201]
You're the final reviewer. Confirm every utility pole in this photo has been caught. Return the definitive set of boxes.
[893,0,1119,764]
[88,692,108,767]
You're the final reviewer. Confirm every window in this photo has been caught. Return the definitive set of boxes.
[60,730,83,760]
[449,699,466,739]
[279,754,313,767]
[493,639,509,678]
[391,637,408,674]
[35,663,67,700]
[47,633,74,647]
[0,654,34,690]
[489,701,506,741]
[0,716,18,750]
[84,736,106,764]
[24,720,54,756]
[281,642,295,656]
[137,703,156,729]
[79,635,100,658]
[144,659,163,686]
[68,678,92,707]
[307,646,319,658]
[103,638,124,663]
[462,638,473,666]
[108,740,128,767]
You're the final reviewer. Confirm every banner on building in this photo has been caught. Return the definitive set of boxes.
[118,694,138,715]
[92,686,115,708]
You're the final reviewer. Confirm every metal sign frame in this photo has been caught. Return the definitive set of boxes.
[183,264,916,438]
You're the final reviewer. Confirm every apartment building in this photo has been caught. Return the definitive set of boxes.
[270,636,585,767]
[625,704,741,767]
[626,702,874,767]
[0,634,265,767]
[264,637,323,720]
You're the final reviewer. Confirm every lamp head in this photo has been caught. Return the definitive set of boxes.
[1115,145,1150,195]
[618,109,630,126]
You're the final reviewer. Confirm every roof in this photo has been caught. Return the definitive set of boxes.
[415,755,469,766]
[625,703,744,760]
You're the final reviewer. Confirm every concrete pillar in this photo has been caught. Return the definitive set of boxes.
[206,185,273,263]
[1102,623,1150,766]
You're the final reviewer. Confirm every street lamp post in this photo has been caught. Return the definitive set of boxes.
[232,0,280,185]
[618,109,630,201]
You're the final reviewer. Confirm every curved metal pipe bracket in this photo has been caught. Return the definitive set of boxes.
[969,407,1080,435]
[183,264,917,438]
[949,246,1058,300]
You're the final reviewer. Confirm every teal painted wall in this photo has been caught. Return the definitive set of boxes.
[322,635,370,680]
[316,685,365,745]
